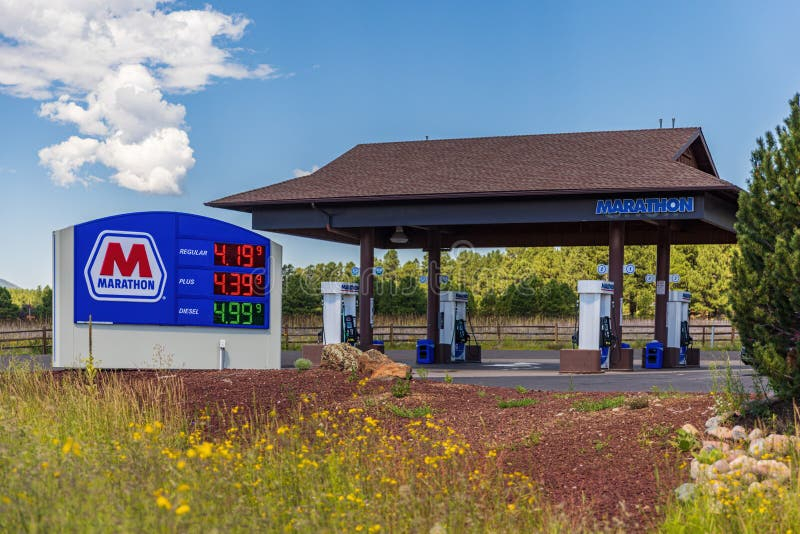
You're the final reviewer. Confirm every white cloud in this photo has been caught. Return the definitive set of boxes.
[0,0,273,194]
[293,165,320,178]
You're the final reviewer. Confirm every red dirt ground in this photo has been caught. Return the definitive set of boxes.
[112,368,714,531]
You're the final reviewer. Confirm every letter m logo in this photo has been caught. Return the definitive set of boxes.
[99,243,153,277]
[84,230,166,302]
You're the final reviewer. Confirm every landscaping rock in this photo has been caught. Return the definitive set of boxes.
[681,423,700,436]
[357,349,391,375]
[748,438,766,457]
[764,433,790,455]
[674,482,696,502]
[370,361,412,380]
[731,425,747,441]
[754,459,791,482]
[705,416,723,431]
[712,459,730,474]
[748,428,763,441]
[320,343,361,372]
[707,426,732,440]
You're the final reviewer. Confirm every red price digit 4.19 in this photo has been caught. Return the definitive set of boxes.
[213,242,265,268]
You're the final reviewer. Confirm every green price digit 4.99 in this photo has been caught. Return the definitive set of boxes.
[213,301,265,326]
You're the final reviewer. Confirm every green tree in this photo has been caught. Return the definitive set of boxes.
[731,94,800,399]
[0,287,20,319]
[282,265,321,315]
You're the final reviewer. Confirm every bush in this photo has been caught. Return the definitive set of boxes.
[293,358,312,371]
[731,94,800,399]
[391,377,410,398]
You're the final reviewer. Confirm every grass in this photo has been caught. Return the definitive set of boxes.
[497,398,537,409]
[387,404,433,419]
[571,395,626,412]
[0,366,578,532]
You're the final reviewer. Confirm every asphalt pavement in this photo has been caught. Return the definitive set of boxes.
[284,349,755,393]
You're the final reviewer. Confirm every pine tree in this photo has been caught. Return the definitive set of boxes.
[731,94,800,399]
[0,287,20,319]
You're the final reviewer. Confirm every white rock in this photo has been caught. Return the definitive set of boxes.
[764,434,790,455]
[748,428,763,441]
[729,455,756,474]
[675,482,696,502]
[712,459,731,474]
[749,438,766,457]
[754,459,791,482]
[731,426,747,441]
[705,416,723,430]
[707,426,733,440]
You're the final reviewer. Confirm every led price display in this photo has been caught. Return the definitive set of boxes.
[213,272,266,297]
[214,242,266,268]
[74,212,271,329]
[213,301,265,326]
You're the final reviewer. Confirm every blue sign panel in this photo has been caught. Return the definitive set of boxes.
[595,197,694,215]
[73,212,270,329]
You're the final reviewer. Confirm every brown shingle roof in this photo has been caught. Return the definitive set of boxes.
[208,128,737,208]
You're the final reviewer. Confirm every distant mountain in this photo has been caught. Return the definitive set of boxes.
[0,278,20,289]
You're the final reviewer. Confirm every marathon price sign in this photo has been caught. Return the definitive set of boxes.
[73,212,271,329]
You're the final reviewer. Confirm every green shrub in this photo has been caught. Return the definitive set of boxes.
[498,398,537,409]
[387,404,432,418]
[293,358,312,371]
[391,377,411,398]
[572,395,626,412]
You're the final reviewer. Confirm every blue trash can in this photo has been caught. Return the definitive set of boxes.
[645,341,664,369]
[621,342,631,349]
[372,340,384,353]
[417,339,435,364]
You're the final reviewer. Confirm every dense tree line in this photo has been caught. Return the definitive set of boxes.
[283,245,734,318]
[1,286,52,320]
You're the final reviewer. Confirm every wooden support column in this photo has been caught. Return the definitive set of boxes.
[426,230,441,358]
[655,224,670,345]
[608,222,625,362]
[359,228,374,350]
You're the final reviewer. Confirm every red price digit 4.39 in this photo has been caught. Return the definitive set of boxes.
[213,272,265,297]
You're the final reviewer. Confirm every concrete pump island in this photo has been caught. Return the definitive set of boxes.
[205,127,740,376]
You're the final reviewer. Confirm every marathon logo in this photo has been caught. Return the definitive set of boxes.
[595,197,694,215]
[84,231,166,302]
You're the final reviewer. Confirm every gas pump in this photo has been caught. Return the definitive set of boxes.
[321,282,359,345]
[440,291,469,362]
[576,280,616,369]
[667,291,692,366]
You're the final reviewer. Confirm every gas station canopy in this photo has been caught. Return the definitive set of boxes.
[208,128,739,248]
[208,127,741,357]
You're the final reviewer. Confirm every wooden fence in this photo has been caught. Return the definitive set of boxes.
[0,318,738,355]
[0,327,52,355]
[281,317,738,347]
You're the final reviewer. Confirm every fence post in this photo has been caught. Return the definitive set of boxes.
[497,323,501,342]
[389,324,394,344]
[731,326,736,343]
[42,327,48,354]
[710,325,715,348]
[702,325,707,346]
[283,325,289,347]
[554,323,559,342]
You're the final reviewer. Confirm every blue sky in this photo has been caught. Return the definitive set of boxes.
[2,0,800,288]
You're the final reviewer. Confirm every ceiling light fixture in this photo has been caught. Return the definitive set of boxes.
[389,226,409,244]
